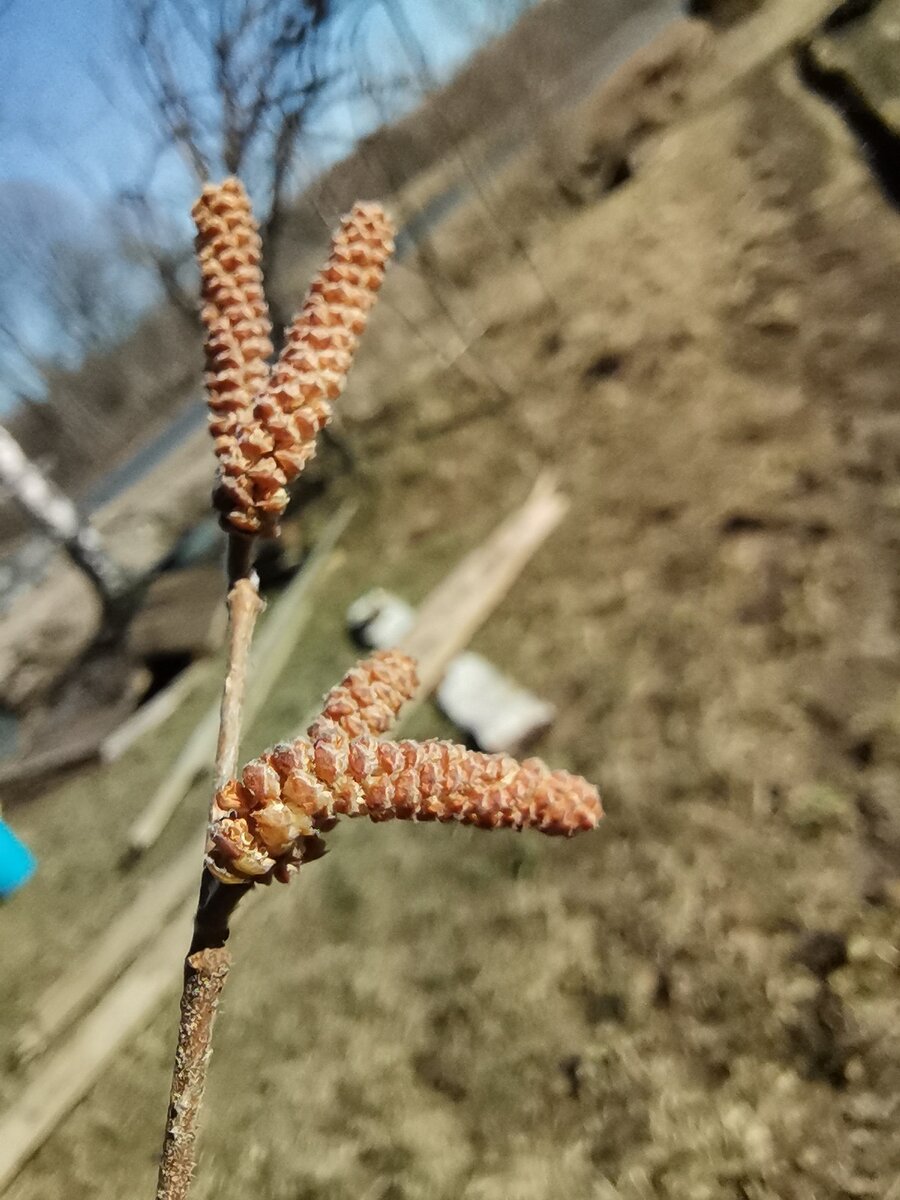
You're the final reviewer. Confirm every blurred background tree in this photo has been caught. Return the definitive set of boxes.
[121,0,361,329]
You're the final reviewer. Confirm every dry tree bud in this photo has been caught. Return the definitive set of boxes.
[192,178,273,446]
[207,653,602,884]
[211,202,395,538]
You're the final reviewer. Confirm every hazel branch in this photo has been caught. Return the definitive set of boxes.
[155,949,229,1200]
[156,577,261,1200]
[213,578,264,794]
[157,190,394,1200]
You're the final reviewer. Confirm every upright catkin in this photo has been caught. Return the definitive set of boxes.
[192,179,273,450]
[213,203,395,537]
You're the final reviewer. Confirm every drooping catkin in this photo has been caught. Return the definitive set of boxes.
[212,202,395,538]
[192,178,273,448]
[206,653,602,884]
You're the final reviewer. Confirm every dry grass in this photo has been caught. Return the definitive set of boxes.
[2,9,900,1198]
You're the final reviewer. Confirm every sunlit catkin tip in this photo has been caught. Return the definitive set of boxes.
[307,650,419,741]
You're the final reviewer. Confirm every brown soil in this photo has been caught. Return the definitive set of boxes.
[2,3,899,1198]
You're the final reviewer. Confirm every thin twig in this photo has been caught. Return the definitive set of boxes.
[225,534,256,590]
[213,575,264,791]
[156,535,261,1200]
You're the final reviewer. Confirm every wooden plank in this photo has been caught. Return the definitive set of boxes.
[124,708,221,859]
[100,659,212,765]
[0,736,108,791]
[0,897,196,1195]
[288,476,567,741]
[399,473,567,697]
[0,692,144,793]
[13,832,206,1065]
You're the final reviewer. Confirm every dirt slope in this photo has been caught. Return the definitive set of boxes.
[2,3,899,1198]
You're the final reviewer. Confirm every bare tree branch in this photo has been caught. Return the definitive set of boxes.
[120,0,359,326]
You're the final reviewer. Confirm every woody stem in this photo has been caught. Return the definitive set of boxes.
[155,537,262,1200]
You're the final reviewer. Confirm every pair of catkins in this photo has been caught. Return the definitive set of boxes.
[193,179,393,538]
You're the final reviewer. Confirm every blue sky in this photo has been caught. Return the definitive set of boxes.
[0,0,524,409]
[0,0,131,198]
[0,0,503,213]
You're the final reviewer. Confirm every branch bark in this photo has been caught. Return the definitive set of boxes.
[155,948,230,1200]
[213,576,263,789]
[155,534,260,1200]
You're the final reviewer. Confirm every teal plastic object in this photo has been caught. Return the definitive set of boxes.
[0,820,36,897]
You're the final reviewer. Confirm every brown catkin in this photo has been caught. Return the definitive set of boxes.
[307,649,419,742]
[206,652,602,884]
[192,179,273,450]
[212,202,395,538]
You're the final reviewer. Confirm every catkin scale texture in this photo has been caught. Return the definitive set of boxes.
[192,178,273,444]
[307,648,420,741]
[205,200,395,537]
[206,651,602,884]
